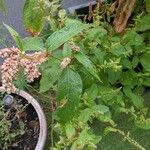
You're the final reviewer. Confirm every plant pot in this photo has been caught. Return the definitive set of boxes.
[0,88,47,150]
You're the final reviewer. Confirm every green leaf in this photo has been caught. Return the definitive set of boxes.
[40,67,62,93]
[121,70,138,87]
[70,127,102,150]
[57,68,82,101]
[98,86,121,103]
[79,105,111,123]
[121,58,132,69]
[111,43,126,56]
[136,14,150,31]
[123,30,143,46]
[46,20,88,51]
[143,77,150,86]
[63,43,72,57]
[140,52,150,71]
[132,56,139,68]
[71,128,102,150]
[75,52,101,82]
[146,0,150,13]
[123,86,144,108]
[56,68,82,123]
[3,23,23,51]
[85,84,98,101]
[107,69,121,84]
[23,0,44,35]
[135,118,150,129]
[93,49,105,64]
[22,37,45,51]
[65,123,76,139]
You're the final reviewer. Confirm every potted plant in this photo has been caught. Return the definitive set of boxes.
[0,88,47,150]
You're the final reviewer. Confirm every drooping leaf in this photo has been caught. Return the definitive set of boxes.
[56,68,82,123]
[46,20,88,51]
[75,52,101,82]
[22,37,45,51]
[23,0,44,35]
[3,23,23,51]
[136,14,150,31]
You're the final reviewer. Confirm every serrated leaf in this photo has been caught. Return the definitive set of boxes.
[146,0,150,13]
[65,123,76,139]
[22,37,45,51]
[3,23,23,51]
[46,20,88,51]
[23,0,44,35]
[136,14,150,31]
[123,86,144,108]
[140,52,150,71]
[40,67,62,93]
[56,68,82,123]
[57,68,82,101]
[75,52,101,82]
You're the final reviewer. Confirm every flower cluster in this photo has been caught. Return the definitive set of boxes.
[60,57,71,69]
[0,47,48,93]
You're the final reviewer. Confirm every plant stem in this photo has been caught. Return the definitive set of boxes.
[111,127,145,150]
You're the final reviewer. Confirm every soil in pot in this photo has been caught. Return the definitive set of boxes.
[0,94,40,150]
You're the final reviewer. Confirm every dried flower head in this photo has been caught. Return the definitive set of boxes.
[0,47,48,93]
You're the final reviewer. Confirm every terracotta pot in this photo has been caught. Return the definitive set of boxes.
[1,88,47,150]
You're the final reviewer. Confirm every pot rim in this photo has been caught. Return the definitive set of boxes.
[0,88,47,150]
